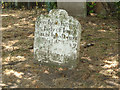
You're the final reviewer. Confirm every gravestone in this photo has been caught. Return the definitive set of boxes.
[57,2,86,18]
[34,9,82,69]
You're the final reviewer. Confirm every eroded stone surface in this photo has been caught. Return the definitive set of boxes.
[34,9,82,69]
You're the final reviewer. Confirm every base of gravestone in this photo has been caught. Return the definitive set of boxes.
[34,53,80,69]
[34,59,79,69]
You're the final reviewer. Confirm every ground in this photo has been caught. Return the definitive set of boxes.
[1,9,120,88]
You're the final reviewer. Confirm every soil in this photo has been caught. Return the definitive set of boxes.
[1,9,120,88]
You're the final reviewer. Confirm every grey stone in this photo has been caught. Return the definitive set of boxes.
[34,9,82,69]
[57,2,86,18]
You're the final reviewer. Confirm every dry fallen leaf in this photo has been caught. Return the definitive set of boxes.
[44,70,49,74]
[90,13,97,17]
[98,29,106,32]
[58,68,64,71]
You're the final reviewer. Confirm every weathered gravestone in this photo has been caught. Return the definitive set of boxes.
[34,9,82,69]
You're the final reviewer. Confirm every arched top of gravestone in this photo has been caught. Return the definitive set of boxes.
[36,9,81,29]
[49,9,68,18]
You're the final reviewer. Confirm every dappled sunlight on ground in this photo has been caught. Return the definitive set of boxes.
[102,54,119,69]
[1,25,13,31]
[1,14,9,17]
[4,69,24,79]
[3,56,26,65]
[100,69,118,79]
[28,34,34,38]
[88,65,95,70]
[2,9,119,88]
[105,80,120,87]
[98,29,107,32]
[99,54,119,79]
[0,83,8,87]
[2,40,19,51]
[102,60,118,69]
[80,41,86,47]
[81,56,92,61]
[1,13,19,17]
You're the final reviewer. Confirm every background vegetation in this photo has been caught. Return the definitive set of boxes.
[1,1,120,88]
[1,2,120,19]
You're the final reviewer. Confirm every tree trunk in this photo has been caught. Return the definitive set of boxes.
[94,2,110,17]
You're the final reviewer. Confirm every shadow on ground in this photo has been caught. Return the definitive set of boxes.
[2,9,120,88]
